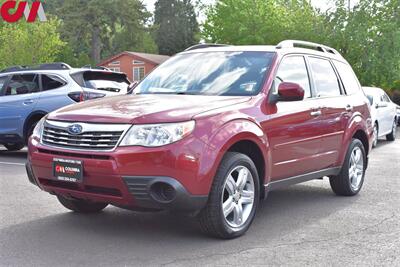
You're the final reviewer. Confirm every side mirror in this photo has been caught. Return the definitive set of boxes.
[277,82,304,102]
[127,81,139,94]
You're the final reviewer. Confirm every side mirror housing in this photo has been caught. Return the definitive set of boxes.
[276,82,305,102]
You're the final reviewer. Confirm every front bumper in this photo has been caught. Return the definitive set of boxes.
[27,137,210,212]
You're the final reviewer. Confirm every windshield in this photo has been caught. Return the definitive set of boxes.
[134,51,275,96]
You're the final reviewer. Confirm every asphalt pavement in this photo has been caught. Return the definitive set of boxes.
[0,131,399,266]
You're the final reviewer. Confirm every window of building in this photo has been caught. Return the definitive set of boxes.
[308,57,341,97]
[275,56,311,98]
[133,67,145,81]
[5,74,39,95]
[133,60,145,65]
[109,61,120,66]
[41,74,67,91]
[109,67,120,72]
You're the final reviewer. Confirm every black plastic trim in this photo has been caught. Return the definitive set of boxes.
[265,167,341,192]
[123,176,208,212]
[25,162,39,187]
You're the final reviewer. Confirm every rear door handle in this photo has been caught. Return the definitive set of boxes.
[346,105,353,112]
[310,110,322,116]
[23,100,34,105]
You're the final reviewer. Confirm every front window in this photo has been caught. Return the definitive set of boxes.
[134,51,275,96]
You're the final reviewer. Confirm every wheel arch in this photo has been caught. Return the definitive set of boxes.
[338,113,372,167]
[23,110,47,141]
[200,119,270,198]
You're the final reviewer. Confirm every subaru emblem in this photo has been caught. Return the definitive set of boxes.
[68,124,83,135]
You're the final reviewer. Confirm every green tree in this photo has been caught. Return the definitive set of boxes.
[0,19,65,69]
[322,0,400,92]
[51,0,155,64]
[154,0,200,55]
[203,0,322,45]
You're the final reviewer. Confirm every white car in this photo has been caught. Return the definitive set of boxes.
[363,87,397,147]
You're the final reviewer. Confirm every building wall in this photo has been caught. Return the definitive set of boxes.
[100,54,158,82]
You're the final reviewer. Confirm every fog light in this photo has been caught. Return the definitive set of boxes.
[150,182,176,203]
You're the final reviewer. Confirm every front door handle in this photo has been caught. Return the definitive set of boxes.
[310,110,322,116]
[345,104,353,112]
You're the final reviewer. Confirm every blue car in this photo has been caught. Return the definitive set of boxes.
[0,63,130,151]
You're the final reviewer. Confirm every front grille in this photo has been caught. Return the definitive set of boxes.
[41,120,130,151]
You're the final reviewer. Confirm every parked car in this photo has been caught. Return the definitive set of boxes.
[396,105,400,125]
[27,41,373,239]
[0,63,130,151]
[362,87,397,147]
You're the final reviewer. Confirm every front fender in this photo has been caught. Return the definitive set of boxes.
[197,119,270,193]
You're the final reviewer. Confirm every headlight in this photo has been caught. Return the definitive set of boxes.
[32,116,46,139]
[119,121,195,147]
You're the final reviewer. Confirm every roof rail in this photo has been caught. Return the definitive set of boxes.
[184,43,230,51]
[0,66,27,73]
[38,62,72,70]
[276,40,341,56]
[0,62,72,73]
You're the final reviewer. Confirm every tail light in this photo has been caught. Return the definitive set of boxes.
[68,91,106,102]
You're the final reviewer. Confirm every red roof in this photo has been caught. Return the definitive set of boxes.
[98,51,170,66]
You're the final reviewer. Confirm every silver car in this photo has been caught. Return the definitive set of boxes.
[363,86,397,147]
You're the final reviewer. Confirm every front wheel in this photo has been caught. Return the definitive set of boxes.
[198,152,260,239]
[57,195,108,213]
[386,120,397,141]
[329,139,366,196]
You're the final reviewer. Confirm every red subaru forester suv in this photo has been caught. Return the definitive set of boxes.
[27,40,373,239]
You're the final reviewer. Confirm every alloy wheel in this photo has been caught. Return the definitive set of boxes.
[221,166,255,228]
[373,125,378,147]
[348,147,364,191]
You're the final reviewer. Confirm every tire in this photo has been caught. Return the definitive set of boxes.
[329,139,366,196]
[4,143,24,151]
[372,123,378,148]
[386,120,397,141]
[57,195,108,213]
[197,152,260,239]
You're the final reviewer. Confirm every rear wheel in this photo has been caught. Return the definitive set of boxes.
[3,143,24,151]
[198,152,260,239]
[386,120,397,141]
[329,139,366,196]
[372,123,378,148]
[57,195,108,213]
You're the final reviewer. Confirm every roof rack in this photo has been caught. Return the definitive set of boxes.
[0,66,27,73]
[0,62,72,73]
[276,40,341,56]
[184,43,230,51]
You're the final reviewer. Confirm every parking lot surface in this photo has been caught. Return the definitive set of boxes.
[1,131,399,266]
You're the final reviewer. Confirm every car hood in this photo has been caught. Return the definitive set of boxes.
[47,94,251,124]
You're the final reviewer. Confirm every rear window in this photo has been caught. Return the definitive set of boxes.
[308,57,341,97]
[333,61,361,95]
[71,71,130,94]
[41,74,67,91]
